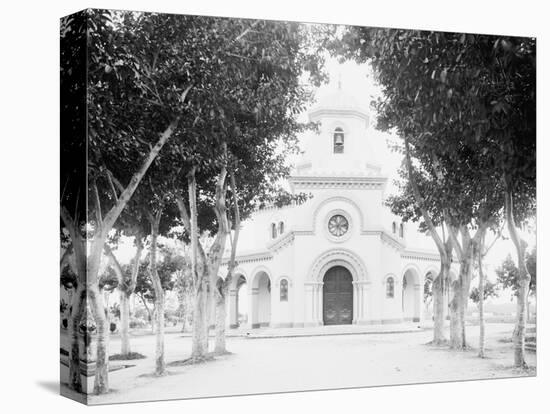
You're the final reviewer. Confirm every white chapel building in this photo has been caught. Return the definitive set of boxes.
[220,85,451,329]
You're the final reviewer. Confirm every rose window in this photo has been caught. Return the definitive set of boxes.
[328,214,349,237]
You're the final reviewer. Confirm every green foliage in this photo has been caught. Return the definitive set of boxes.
[105,241,143,294]
[496,248,537,298]
[130,315,148,328]
[386,165,446,232]
[470,280,499,304]
[60,11,88,232]
[60,299,69,314]
[99,266,119,291]
[423,272,434,302]
[332,28,535,230]
[135,243,186,302]
[84,11,327,234]
[60,265,78,290]
[174,256,194,324]
[526,245,537,292]
[109,303,121,319]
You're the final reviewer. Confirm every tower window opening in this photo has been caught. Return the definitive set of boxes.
[333,127,344,154]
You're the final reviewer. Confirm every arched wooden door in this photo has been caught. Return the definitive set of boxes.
[323,266,353,325]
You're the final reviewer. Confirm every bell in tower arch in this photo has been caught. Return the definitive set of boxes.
[333,127,345,153]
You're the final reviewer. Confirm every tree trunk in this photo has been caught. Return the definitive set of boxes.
[63,243,87,393]
[68,285,86,392]
[432,267,447,344]
[478,235,486,358]
[88,284,109,394]
[447,224,464,350]
[432,237,452,344]
[447,223,485,350]
[137,293,154,332]
[185,167,214,360]
[191,280,209,359]
[206,173,230,344]
[106,237,143,358]
[154,295,165,374]
[449,276,464,349]
[402,139,452,345]
[460,243,475,348]
[180,313,186,333]
[450,242,475,349]
[177,162,229,360]
[149,212,166,375]
[450,250,471,349]
[60,114,184,395]
[477,230,487,358]
[214,284,228,354]
[433,272,447,343]
[208,164,231,355]
[120,291,131,355]
[505,190,530,368]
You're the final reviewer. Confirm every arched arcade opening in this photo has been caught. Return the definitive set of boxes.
[229,274,248,328]
[251,271,271,328]
[402,268,421,322]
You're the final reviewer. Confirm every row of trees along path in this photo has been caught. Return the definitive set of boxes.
[60,10,328,394]
[331,29,535,365]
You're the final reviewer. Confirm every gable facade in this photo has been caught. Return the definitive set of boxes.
[219,85,456,329]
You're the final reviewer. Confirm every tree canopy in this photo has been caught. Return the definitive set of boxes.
[496,248,537,299]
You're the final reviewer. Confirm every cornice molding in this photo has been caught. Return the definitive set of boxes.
[267,231,295,253]
[380,231,406,251]
[359,228,406,251]
[289,175,388,191]
[222,251,273,266]
[308,108,370,122]
[401,249,441,262]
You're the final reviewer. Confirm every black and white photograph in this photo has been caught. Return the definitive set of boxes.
[58,7,537,405]
[1,0,547,412]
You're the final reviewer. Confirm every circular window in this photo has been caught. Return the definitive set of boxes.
[328,214,349,237]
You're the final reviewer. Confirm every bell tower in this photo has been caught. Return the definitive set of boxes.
[292,83,384,181]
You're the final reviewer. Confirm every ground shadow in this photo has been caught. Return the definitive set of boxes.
[36,380,59,395]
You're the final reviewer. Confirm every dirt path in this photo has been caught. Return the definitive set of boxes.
[85,323,535,405]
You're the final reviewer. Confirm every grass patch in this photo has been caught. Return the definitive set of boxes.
[109,352,146,361]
